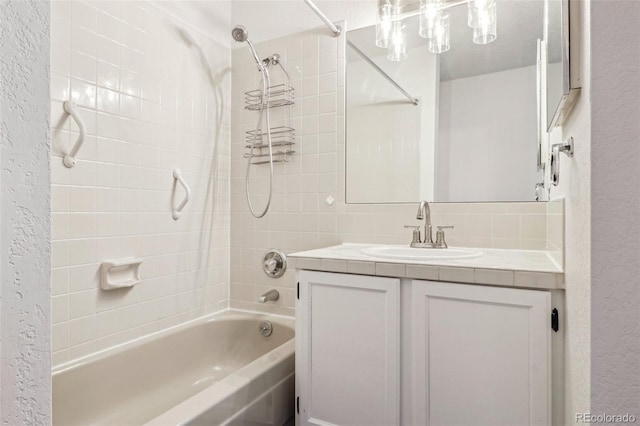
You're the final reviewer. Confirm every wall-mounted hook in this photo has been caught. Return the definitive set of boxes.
[172,169,191,220]
[550,137,574,186]
[62,100,86,168]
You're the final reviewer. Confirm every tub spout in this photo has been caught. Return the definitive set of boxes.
[258,289,279,303]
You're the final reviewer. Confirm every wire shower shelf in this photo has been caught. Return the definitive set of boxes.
[244,84,295,111]
[244,59,296,165]
[245,126,295,149]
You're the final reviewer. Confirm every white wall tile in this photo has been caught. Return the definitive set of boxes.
[50,0,231,368]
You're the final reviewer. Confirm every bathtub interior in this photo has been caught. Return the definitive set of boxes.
[53,312,294,426]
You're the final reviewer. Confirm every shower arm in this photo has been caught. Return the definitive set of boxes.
[303,0,341,37]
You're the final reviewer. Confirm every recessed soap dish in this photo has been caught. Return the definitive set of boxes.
[100,258,143,290]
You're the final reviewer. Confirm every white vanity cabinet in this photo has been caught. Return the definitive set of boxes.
[296,270,559,426]
[295,270,400,426]
[411,280,551,426]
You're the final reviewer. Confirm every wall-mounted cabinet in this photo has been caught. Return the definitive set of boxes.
[295,270,563,426]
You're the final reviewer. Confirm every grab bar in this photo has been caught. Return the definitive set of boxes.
[172,169,191,220]
[62,100,86,168]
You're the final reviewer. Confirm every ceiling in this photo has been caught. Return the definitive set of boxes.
[231,0,378,43]
[153,0,380,46]
[348,0,544,81]
[154,0,545,65]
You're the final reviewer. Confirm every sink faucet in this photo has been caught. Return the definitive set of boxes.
[416,201,435,247]
[258,289,279,303]
[405,201,454,249]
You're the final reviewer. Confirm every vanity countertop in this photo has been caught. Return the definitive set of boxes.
[289,244,564,290]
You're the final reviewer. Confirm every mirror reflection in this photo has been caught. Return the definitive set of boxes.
[346,0,544,203]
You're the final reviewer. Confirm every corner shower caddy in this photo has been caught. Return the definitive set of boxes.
[243,60,296,165]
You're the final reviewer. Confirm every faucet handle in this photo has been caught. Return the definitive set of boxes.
[435,226,454,248]
[404,225,421,245]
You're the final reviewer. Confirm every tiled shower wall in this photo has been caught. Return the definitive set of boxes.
[50,1,230,367]
[230,26,552,316]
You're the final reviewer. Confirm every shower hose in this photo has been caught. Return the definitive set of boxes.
[245,66,274,218]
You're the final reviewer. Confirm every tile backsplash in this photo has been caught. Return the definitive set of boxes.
[546,198,565,268]
[229,26,555,316]
[50,1,230,367]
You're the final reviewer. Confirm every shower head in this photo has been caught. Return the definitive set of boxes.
[232,25,249,43]
[232,25,264,71]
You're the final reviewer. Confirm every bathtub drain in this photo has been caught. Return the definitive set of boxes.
[259,320,273,337]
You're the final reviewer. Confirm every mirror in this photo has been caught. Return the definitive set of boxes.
[345,0,545,203]
[546,0,580,130]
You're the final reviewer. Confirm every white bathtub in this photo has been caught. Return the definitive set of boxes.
[53,311,295,425]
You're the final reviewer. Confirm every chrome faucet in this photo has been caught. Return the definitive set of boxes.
[404,201,454,249]
[416,200,435,247]
[258,289,279,303]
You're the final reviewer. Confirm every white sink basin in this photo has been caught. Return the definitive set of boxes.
[362,246,483,261]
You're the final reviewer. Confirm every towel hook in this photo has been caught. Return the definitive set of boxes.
[62,100,86,168]
[172,169,191,220]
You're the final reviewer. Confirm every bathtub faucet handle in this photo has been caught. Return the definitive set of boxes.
[258,289,280,304]
[264,258,278,273]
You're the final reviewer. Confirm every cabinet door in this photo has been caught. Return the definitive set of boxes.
[296,270,400,426]
[412,280,551,426]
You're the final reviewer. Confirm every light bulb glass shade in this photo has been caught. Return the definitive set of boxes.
[387,20,408,61]
[376,2,393,48]
[419,0,442,39]
[473,17,497,44]
[472,3,497,44]
[428,13,450,53]
[468,0,496,29]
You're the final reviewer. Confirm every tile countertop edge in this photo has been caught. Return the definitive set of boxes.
[289,245,565,291]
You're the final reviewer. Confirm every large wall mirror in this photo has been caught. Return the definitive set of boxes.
[546,0,580,130]
[345,0,546,203]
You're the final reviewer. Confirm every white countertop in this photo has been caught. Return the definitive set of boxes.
[289,244,564,290]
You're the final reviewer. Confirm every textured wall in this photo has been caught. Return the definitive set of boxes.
[0,0,52,424]
[547,1,591,422]
[590,0,640,417]
[50,1,231,367]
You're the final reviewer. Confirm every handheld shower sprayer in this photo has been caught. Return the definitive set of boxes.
[232,25,264,72]
[232,25,274,219]
[231,25,248,42]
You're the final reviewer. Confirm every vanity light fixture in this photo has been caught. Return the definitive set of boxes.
[376,0,498,58]
[388,19,408,61]
[376,1,393,48]
[469,0,497,44]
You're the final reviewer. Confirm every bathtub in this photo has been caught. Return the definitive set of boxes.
[53,311,295,425]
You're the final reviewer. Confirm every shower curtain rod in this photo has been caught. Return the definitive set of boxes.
[347,41,420,106]
[303,0,418,105]
[303,0,341,37]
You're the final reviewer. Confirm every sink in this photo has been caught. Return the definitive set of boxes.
[361,246,483,261]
